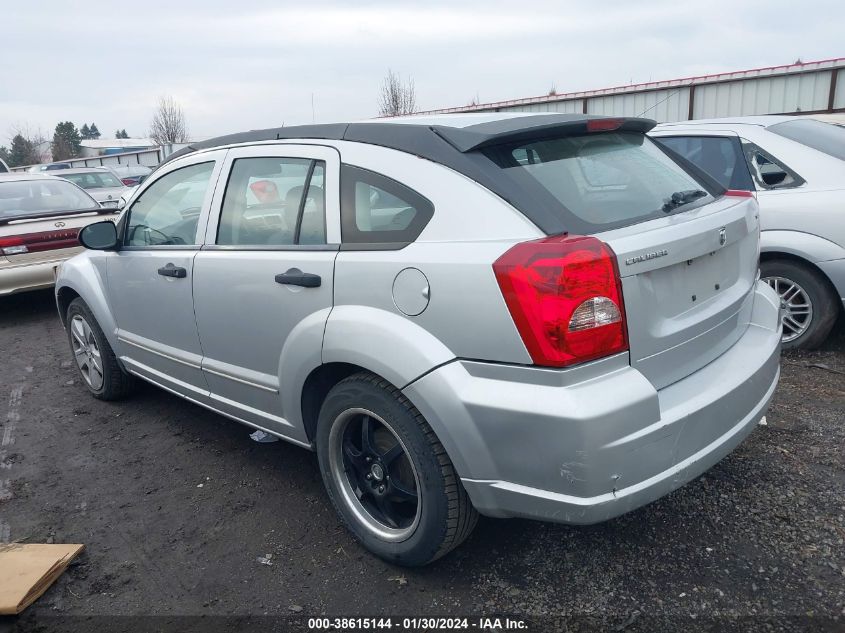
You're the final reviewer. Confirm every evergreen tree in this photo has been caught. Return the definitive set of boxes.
[80,123,91,139]
[52,122,82,161]
[8,134,38,167]
[89,123,101,139]
[121,129,129,138]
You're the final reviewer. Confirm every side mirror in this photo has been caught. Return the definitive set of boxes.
[79,220,118,250]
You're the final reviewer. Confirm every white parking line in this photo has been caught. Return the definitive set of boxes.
[0,386,23,543]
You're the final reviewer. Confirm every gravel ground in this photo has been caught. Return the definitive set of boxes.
[0,289,843,632]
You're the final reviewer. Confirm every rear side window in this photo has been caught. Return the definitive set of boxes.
[483,132,715,231]
[340,165,433,245]
[217,157,326,247]
[741,142,805,190]
[655,136,754,191]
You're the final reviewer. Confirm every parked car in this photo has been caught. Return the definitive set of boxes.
[109,164,152,187]
[0,174,120,296]
[27,163,72,173]
[651,116,845,348]
[56,113,782,565]
[54,167,131,209]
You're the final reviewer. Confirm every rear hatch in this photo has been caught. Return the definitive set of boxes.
[599,194,758,389]
[480,121,759,389]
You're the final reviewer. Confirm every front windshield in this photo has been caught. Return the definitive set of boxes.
[0,178,100,222]
[61,172,124,189]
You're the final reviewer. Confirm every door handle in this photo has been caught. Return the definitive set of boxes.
[157,263,187,278]
[275,268,321,288]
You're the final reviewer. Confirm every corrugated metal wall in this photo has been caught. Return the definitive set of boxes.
[693,72,832,118]
[423,58,845,123]
[498,99,583,114]
[835,71,845,110]
[585,88,690,122]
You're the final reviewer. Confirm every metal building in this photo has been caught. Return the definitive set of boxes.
[417,57,845,122]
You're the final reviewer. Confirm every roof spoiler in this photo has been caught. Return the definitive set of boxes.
[430,114,657,153]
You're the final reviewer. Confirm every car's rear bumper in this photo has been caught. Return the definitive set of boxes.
[0,257,69,296]
[403,281,782,524]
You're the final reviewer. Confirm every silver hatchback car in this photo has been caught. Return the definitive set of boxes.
[56,113,782,565]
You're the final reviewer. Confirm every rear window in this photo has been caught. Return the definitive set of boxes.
[0,179,99,222]
[483,132,715,232]
[61,172,124,189]
[768,119,845,162]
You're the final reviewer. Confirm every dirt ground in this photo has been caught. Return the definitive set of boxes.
[0,289,843,632]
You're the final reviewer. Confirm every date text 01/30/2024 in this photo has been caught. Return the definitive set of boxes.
[307,617,529,630]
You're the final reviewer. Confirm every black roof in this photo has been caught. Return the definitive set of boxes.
[162,114,657,234]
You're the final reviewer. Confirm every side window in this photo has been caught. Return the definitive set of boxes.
[741,142,805,190]
[340,165,434,245]
[125,162,214,246]
[656,136,754,190]
[217,157,326,247]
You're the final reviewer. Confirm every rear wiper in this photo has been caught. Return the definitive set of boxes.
[662,189,707,213]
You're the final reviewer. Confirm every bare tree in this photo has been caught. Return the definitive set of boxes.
[149,96,189,145]
[378,70,416,117]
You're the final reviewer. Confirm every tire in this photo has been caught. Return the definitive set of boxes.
[315,372,478,566]
[761,259,839,350]
[66,298,135,400]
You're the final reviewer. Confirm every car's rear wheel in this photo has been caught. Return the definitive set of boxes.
[66,298,135,400]
[761,259,838,349]
[315,372,477,566]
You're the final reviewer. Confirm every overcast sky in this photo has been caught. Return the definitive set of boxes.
[2,0,843,143]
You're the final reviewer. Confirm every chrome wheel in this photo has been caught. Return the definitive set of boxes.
[763,276,813,343]
[70,315,104,390]
[328,408,421,541]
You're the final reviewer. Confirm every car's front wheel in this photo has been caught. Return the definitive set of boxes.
[761,259,839,349]
[316,372,477,566]
[66,298,135,400]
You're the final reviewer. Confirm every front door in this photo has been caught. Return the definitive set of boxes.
[107,151,227,398]
[192,145,340,441]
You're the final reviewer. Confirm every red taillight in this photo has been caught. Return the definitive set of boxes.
[724,190,754,197]
[121,178,135,186]
[586,118,623,132]
[0,228,81,255]
[493,235,628,368]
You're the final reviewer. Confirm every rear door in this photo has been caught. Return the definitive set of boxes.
[192,144,340,440]
[107,151,227,397]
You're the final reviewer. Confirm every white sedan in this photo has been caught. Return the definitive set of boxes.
[651,116,845,348]
[54,167,131,210]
